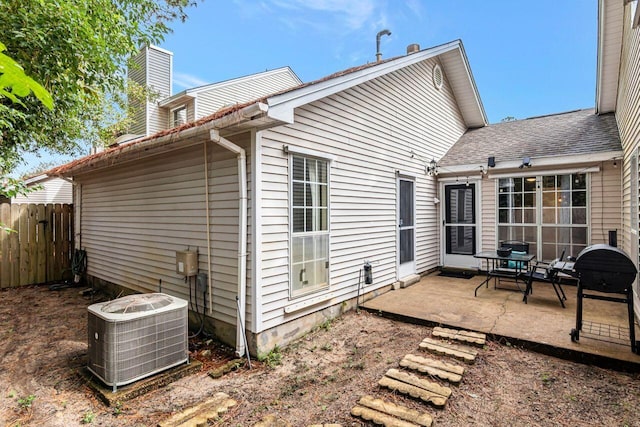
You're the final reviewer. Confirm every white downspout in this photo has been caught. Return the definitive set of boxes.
[203,142,214,314]
[210,129,248,357]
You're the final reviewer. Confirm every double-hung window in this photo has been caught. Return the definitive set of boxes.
[290,155,329,297]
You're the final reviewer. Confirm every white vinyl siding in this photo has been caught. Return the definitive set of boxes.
[618,2,640,308]
[590,161,622,246]
[128,46,172,136]
[195,69,300,119]
[77,136,253,332]
[147,47,172,135]
[480,178,496,251]
[257,57,466,331]
[619,2,640,255]
[12,178,73,204]
[128,49,147,136]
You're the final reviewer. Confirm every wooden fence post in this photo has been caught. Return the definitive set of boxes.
[0,204,11,288]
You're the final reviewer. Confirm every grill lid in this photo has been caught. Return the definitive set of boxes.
[574,244,637,275]
[574,244,637,293]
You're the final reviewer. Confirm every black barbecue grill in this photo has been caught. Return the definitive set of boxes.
[570,244,639,353]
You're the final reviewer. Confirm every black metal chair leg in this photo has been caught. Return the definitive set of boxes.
[550,277,566,308]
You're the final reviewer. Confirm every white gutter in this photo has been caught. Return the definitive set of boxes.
[210,128,248,358]
[54,102,269,177]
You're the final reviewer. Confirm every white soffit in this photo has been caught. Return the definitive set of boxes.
[266,40,488,128]
[596,0,624,114]
[439,45,488,128]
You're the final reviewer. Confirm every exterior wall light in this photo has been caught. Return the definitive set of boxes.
[426,159,438,176]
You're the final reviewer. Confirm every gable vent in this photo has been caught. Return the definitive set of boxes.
[433,64,443,90]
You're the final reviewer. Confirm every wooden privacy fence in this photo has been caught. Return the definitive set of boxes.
[0,203,74,288]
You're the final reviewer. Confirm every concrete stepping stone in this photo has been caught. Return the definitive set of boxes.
[419,337,478,364]
[432,326,486,346]
[379,368,450,407]
[400,353,464,384]
[254,416,341,427]
[253,414,292,427]
[351,395,433,426]
[158,392,236,427]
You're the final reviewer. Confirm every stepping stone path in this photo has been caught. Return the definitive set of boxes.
[252,415,342,427]
[158,392,236,427]
[379,368,450,407]
[419,337,479,364]
[351,395,433,427]
[432,326,486,346]
[352,326,487,426]
[399,353,464,384]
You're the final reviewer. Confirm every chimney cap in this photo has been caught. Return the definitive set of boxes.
[406,44,420,54]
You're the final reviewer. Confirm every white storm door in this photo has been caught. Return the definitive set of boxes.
[398,178,416,278]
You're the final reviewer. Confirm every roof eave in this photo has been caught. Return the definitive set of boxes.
[595,0,623,114]
[51,102,273,177]
[438,150,623,175]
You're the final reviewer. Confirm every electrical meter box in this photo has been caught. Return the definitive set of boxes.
[176,250,198,276]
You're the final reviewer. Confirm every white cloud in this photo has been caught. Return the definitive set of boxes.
[269,0,378,32]
[405,0,424,21]
[173,72,209,90]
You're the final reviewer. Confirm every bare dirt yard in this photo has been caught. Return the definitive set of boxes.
[1,285,640,426]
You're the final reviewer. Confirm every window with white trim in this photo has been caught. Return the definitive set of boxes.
[540,174,587,260]
[498,173,588,261]
[290,155,329,297]
[172,106,187,127]
[498,176,538,254]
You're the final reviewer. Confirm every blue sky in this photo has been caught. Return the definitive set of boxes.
[17,0,597,175]
[163,0,597,122]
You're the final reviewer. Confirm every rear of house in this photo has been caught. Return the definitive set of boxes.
[437,108,622,270]
[51,41,485,355]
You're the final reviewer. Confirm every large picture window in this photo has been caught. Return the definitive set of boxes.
[498,173,588,261]
[290,155,329,297]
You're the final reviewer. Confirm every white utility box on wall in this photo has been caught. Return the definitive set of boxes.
[176,249,198,276]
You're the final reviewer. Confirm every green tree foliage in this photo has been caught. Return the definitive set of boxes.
[0,0,196,173]
[0,42,53,110]
[0,41,52,214]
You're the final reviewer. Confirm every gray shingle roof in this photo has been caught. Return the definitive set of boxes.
[439,108,621,167]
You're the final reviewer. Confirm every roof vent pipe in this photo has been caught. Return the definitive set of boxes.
[376,29,391,62]
[406,43,420,55]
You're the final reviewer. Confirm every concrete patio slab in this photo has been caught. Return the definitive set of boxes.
[361,271,640,370]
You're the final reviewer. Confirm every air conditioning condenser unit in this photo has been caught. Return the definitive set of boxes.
[87,293,188,391]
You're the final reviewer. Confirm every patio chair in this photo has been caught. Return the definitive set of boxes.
[523,249,569,308]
